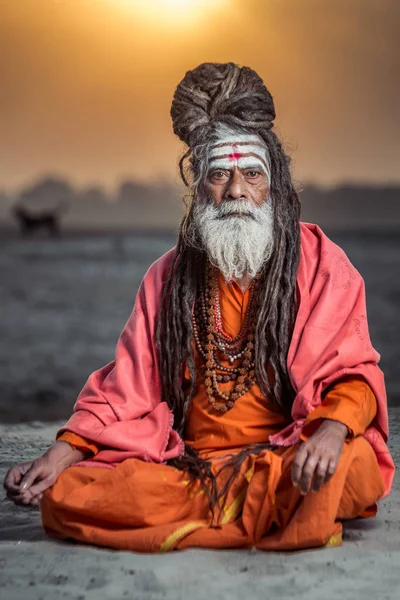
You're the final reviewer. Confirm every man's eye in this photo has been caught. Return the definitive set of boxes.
[246,170,261,178]
[211,171,228,179]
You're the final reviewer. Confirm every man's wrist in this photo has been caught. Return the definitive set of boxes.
[47,441,86,468]
[320,418,349,438]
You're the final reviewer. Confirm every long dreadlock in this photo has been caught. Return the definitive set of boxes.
[156,63,301,521]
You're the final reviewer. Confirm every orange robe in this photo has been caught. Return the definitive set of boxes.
[41,273,385,551]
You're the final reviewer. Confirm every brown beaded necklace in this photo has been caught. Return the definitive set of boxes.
[192,262,262,413]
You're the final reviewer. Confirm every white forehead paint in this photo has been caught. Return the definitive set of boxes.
[209,133,266,157]
[209,155,267,173]
[208,133,271,181]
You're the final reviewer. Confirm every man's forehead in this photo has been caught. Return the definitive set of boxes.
[209,133,266,154]
[208,132,270,178]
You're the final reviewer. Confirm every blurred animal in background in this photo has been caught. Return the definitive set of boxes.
[11,177,73,237]
[12,201,69,237]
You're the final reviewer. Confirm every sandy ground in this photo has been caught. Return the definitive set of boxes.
[0,412,399,600]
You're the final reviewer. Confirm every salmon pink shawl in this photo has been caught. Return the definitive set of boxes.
[57,222,394,498]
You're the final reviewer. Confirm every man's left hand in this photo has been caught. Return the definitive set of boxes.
[291,419,348,495]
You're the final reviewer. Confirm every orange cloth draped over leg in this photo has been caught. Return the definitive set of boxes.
[41,274,385,552]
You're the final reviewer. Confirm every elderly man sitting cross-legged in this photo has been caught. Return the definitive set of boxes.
[4,62,394,552]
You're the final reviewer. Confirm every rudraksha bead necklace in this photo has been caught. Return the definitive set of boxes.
[192,262,262,413]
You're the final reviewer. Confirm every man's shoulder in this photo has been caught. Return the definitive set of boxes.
[300,221,349,261]
[299,221,362,285]
[300,221,331,248]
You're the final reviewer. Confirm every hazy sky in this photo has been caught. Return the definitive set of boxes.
[1,0,399,193]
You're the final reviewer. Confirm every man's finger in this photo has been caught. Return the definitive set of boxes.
[28,475,55,498]
[291,446,309,486]
[19,494,37,506]
[6,490,32,506]
[19,463,42,491]
[6,489,20,502]
[4,478,20,493]
[312,459,329,492]
[299,454,319,495]
[4,463,30,491]
[30,493,44,506]
[324,459,338,483]
[3,469,18,491]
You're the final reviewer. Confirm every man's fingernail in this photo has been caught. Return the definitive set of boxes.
[21,483,28,491]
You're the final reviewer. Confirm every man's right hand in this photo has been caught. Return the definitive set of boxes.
[3,441,85,506]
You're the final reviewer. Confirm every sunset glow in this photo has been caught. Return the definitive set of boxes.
[1,0,398,191]
[113,0,225,27]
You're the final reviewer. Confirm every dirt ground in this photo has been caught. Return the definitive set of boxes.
[0,411,399,600]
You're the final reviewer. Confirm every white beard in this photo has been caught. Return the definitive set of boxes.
[191,199,275,282]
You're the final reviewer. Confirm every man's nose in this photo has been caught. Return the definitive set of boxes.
[224,169,247,200]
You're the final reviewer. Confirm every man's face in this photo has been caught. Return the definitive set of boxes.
[189,131,274,282]
[204,134,271,209]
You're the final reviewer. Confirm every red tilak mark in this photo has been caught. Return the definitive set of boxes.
[228,152,243,161]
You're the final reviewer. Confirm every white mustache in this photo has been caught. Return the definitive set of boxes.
[213,200,261,219]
